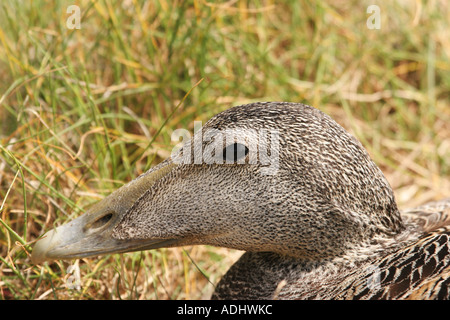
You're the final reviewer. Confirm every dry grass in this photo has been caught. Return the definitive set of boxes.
[0,0,449,299]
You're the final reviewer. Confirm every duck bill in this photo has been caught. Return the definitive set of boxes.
[31,160,177,264]
[31,214,178,264]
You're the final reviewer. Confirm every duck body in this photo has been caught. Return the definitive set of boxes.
[214,200,450,299]
[31,102,450,300]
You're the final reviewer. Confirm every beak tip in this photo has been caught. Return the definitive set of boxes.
[31,229,56,264]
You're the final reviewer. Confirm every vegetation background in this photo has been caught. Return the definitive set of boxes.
[0,0,449,300]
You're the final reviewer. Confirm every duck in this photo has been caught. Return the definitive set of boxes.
[31,102,450,299]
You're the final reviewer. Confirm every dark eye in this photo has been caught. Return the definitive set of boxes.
[223,143,249,162]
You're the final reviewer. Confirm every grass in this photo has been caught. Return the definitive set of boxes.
[0,0,449,300]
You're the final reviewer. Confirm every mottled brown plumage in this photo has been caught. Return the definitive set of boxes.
[32,102,450,300]
[212,200,450,299]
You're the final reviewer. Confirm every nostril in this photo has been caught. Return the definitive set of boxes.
[90,212,114,229]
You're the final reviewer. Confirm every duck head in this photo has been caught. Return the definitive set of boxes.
[32,102,404,264]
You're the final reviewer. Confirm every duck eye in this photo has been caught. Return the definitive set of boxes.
[223,143,249,162]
